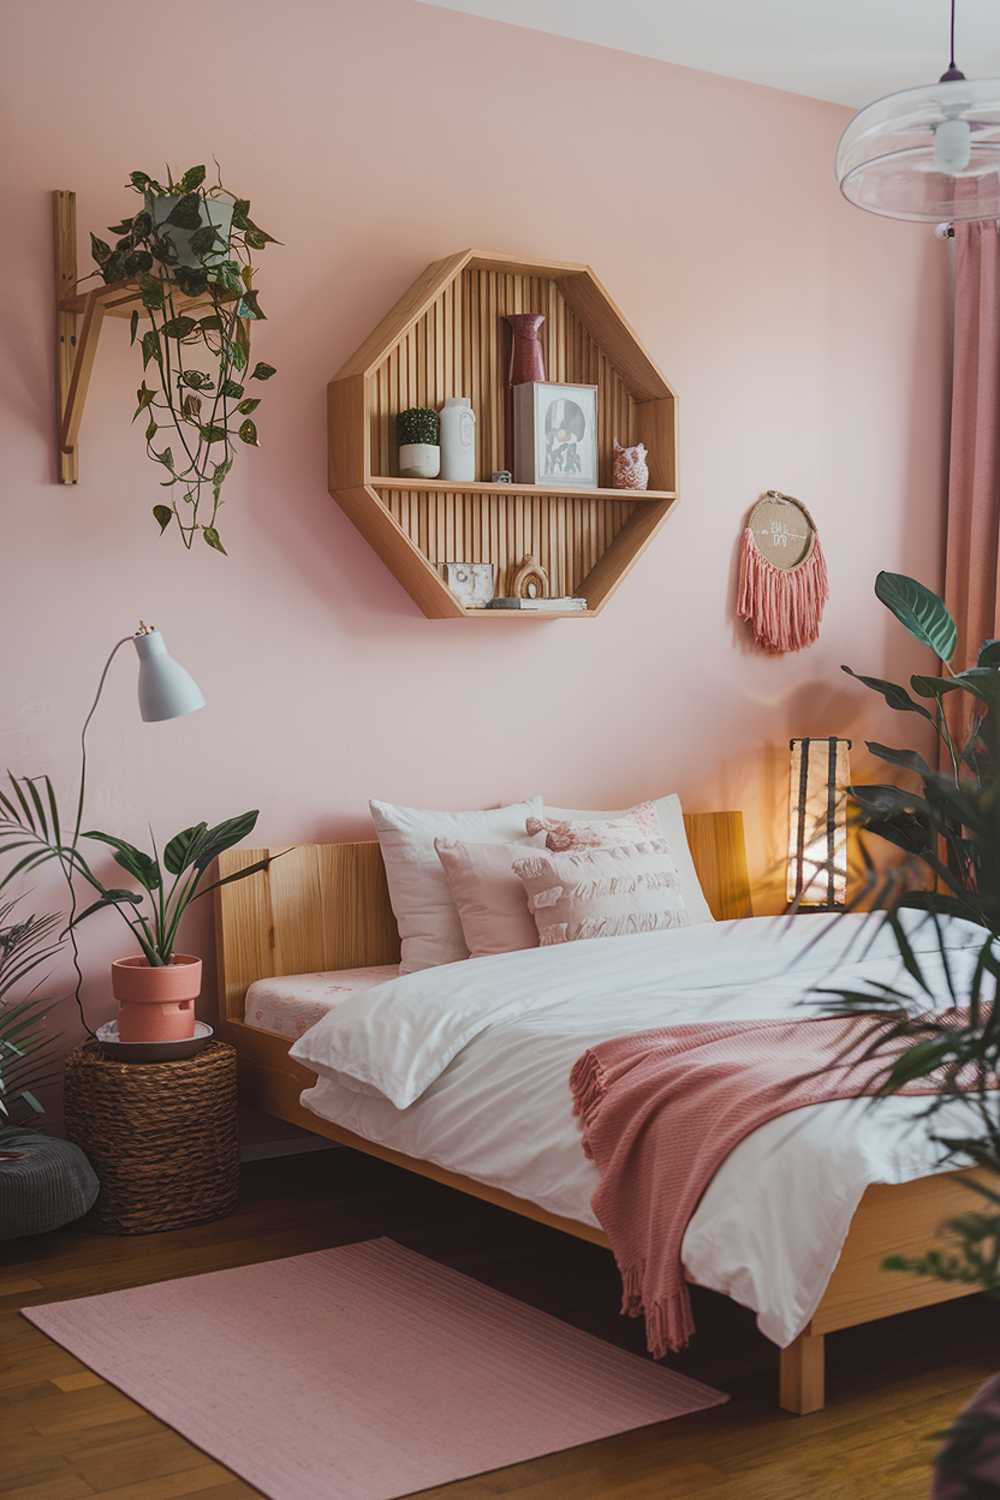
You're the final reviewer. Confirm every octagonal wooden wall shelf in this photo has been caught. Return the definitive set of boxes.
[327,249,678,619]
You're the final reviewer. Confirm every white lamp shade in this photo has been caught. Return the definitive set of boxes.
[836,78,1000,222]
[133,630,205,723]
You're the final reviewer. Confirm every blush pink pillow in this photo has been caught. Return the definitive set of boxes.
[526,801,660,852]
[512,838,690,947]
[434,835,546,958]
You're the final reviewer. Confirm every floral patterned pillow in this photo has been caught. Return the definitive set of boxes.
[526,801,660,853]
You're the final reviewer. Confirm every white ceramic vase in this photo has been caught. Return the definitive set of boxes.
[399,442,440,479]
[439,398,476,483]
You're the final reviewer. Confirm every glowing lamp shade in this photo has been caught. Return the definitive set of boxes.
[787,738,852,910]
[133,628,205,723]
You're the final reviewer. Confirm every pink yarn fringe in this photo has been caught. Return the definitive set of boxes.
[620,1265,695,1359]
[737,527,829,653]
[570,1048,696,1355]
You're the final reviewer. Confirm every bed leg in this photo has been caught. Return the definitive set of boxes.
[779,1329,825,1415]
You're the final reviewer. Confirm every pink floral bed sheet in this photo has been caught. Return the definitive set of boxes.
[245,966,399,1041]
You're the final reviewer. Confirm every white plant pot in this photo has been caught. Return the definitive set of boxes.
[399,443,440,479]
[439,397,476,482]
[145,191,235,271]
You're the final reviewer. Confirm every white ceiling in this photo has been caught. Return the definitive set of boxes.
[419,0,1000,107]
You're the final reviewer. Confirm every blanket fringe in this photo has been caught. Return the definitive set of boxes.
[620,1263,696,1358]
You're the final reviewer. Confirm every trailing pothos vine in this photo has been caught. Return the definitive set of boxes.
[87,165,279,554]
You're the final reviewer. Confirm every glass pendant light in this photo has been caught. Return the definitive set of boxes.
[836,0,1000,222]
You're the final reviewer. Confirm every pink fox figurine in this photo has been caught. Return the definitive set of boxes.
[613,439,649,491]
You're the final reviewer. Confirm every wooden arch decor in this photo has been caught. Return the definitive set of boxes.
[327,250,679,620]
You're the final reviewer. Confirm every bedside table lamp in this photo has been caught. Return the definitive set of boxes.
[74,623,205,843]
[787,737,852,911]
[133,624,205,723]
[59,624,206,1036]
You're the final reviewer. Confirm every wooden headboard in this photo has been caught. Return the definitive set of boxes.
[215,812,751,1024]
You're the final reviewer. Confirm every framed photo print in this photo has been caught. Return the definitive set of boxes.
[513,382,598,490]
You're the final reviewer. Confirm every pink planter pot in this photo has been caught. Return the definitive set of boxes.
[111,955,202,1044]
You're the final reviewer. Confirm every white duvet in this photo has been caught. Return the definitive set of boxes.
[289,913,989,1347]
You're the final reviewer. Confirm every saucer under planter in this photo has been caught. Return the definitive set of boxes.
[111,954,201,1044]
[95,1019,214,1063]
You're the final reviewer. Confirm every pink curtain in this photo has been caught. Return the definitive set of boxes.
[946,222,1000,674]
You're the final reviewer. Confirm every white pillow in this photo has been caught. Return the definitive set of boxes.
[543,793,714,924]
[370,797,543,974]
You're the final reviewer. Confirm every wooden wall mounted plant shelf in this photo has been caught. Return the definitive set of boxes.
[327,249,679,620]
[52,189,239,484]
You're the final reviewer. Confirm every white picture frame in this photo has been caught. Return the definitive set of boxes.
[513,382,598,490]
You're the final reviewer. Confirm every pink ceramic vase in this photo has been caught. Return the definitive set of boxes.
[111,955,202,1043]
[506,314,545,384]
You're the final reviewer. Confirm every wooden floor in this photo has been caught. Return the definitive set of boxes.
[2,1147,995,1500]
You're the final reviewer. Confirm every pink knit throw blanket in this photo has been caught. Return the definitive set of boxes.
[570,1013,951,1359]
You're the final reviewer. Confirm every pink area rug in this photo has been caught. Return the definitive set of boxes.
[23,1237,726,1500]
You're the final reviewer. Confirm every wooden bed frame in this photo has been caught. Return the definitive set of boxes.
[214,814,980,1417]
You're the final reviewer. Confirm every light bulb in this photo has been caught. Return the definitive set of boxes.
[935,116,971,174]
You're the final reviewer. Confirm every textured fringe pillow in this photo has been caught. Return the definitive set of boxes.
[513,838,690,947]
[540,795,715,924]
[435,835,546,958]
[526,802,660,851]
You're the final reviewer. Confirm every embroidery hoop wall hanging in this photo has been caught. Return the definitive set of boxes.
[737,491,829,653]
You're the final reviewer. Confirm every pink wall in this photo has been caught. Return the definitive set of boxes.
[2,0,949,1055]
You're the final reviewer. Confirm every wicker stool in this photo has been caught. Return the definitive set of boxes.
[63,1041,238,1235]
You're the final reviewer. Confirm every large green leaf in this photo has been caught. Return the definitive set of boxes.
[165,192,202,230]
[83,831,161,890]
[866,741,936,779]
[978,639,1000,668]
[910,674,966,699]
[193,811,259,869]
[841,665,933,720]
[163,822,208,876]
[875,572,957,662]
[179,165,206,193]
[948,667,1000,706]
[70,889,144,927]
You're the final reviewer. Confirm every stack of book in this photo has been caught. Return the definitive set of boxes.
[486,596,588,612]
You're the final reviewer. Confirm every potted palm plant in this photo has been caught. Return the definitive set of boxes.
[0,782,271,1045]
[814,571,1000,1491]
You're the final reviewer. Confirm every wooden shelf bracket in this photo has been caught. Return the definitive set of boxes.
[54,189,108,485]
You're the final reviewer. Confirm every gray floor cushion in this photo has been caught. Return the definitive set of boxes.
[0,1129,99,1239]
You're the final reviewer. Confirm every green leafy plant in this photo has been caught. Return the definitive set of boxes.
[87,164,279,554]
[0,903,62,1124]
[842,569,998,910]
[821,570,1000,1482]
[0,779,272,967]
[397,407,439,446]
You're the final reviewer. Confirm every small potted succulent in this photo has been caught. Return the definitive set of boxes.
[397,407,440,479]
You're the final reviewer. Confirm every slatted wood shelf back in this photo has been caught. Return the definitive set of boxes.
[328,249,679,620]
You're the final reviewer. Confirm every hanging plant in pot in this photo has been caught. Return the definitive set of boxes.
[87,165,279,555]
